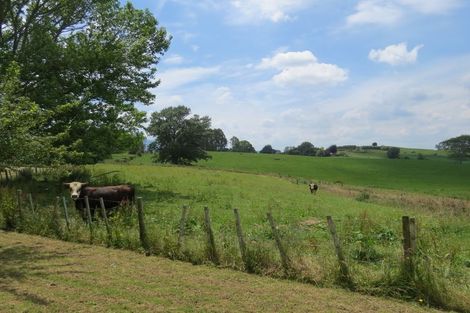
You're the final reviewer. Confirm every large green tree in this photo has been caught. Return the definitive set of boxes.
[0,0,170,164]
[437,135,470,163]
[231,137,256,153]
[147,106,212,164]
[0,62,61,167]
[203,128,227,151]
[260,144,276,154]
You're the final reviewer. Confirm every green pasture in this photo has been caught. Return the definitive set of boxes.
[91,164,470,290]
[2,158,470,310]
[104,151,470,199]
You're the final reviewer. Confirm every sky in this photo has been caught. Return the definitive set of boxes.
[129,0,470,150]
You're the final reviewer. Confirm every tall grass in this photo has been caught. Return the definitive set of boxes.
[1,164,469,312]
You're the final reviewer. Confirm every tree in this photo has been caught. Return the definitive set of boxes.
[230,137,256,153]
[260,145,276,154]
[297,142,317,156]
[372,142,378,147]
[230,136,240,150]
[437,135,470,163]
[0,0,170,163]
[0,62,61,167]
[203,128,227,151]
[147,106,211,164]
[326,144,337,155]
[387,147,400,159]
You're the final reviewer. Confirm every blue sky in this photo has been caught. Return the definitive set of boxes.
[130,0,470,150]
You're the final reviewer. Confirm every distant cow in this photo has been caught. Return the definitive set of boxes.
[308,183,318,194]
[63,182,135,218]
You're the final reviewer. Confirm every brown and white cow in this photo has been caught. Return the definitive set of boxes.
[63,182,135,218]
[308,182,318,194]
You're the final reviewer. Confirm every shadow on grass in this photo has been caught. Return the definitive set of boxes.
[0,242,84,307]
[136,187,193,203]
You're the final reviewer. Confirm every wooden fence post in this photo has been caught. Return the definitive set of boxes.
[409,217,417,254]
[402,216,411,260]
[84,196,94,243]
[16,189,23,228]
[326,216,352,285]
[402,216,417,274]
[177,205,189,253]
[204,207,219,265]
[136,197,151,255]
[267,212,290,275]
[233,208,249,270]
[62,197,70,232]
[27,193,35,213]
[99,197,112,246]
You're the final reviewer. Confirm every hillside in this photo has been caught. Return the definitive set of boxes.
[105,151,470,199]
[0,231,444,313]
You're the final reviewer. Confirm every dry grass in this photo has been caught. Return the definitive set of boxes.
[0,231,447,313]
[320,183,470,216]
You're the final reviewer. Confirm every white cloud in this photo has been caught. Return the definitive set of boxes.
[258,51,317,69]
[157,66,219,90]
[258,51,347,86]
[369,42,423,65]
[346,0,463,27]
[398,0,462,14]
[228,0,315,24]
[163,54,185,65]
[213,86,233,105]
[347,0,403,26]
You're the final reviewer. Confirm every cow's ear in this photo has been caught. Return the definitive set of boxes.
[63,183,70,187]
[82,182,89,186]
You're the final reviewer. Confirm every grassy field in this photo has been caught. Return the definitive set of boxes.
[0,231,444,313]
[1,150,470,311]
[106,151,470,199]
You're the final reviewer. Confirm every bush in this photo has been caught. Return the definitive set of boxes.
[41,165,91,183]
[387,147,400,159]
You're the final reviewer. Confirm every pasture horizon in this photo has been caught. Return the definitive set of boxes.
[106,148,470,199]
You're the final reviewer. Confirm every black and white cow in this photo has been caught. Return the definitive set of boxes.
[308,183,318,194]
[64,181,135,218]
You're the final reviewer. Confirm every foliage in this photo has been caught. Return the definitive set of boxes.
[317,145,337,157]
[231,137,256,153]
[327,144,337,155]
[0,0,170,164]
[386,147,400,159]
[202,128,227,151]
[285,142,318,156]
[147,106,212,164]
[260,145,276,154]
[115,132,145,155]
[0,62,62,166]
[437,135,470,163]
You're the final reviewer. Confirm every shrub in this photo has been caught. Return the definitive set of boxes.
[41,165,91,183]
[387,147,400,159]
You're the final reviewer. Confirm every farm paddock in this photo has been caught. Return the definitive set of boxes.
[0,160,469,312]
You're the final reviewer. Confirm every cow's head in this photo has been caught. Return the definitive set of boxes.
[63,181,88,200]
